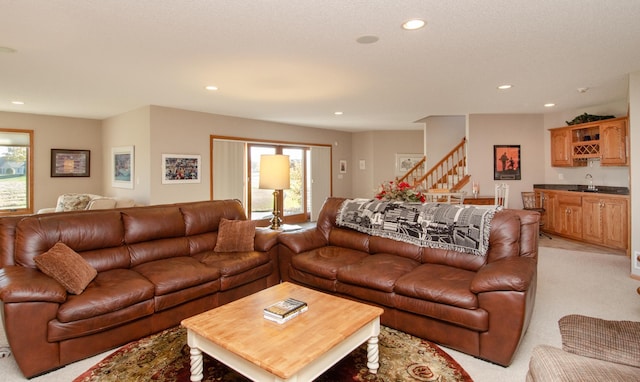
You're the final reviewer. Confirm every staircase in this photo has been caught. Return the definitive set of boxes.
[397,137,470,192]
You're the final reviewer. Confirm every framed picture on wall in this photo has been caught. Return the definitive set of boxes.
[112,146,134,189]
[395,153,423,176]
[339,159,347,174]
[50,149,90,177]
[162,154,201,184]
[493,145,521,180]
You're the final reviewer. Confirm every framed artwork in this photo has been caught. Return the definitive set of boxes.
[162,154,201,184]
[494,145,521,180]
[50,149,90,177]
[112,146,134,189]
[395,153,423,176]
[339,160,347,174]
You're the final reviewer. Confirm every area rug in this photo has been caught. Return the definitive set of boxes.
[74,326,473,382]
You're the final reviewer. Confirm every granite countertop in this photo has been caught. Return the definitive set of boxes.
[533,184,629,195]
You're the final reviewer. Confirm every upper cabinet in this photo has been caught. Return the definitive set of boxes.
[549,116,628,167]
[599,119,628,165]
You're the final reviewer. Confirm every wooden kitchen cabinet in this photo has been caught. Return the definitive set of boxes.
[554,193,582,240]
[537,190,556,232]
[536,188,629,251]
[582,195,628,250]
[550,128,573,166]
[600,119,628,165]
[549,116,629,167]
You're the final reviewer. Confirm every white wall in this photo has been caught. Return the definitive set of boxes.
[351,131,374,198]
[102,106,151,205]
[425,116,466,170]
[0,111,102,212]
[629,72,640,278]
[350,130,424,199]
[467,114,545,209]
[147,106,353,205]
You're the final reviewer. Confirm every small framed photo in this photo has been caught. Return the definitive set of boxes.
[494,145,521,180]
[162,154,201,184]
[339,160,347,174]
[112,146,134,189]
[395,153,423,176]
[50,149,90,177]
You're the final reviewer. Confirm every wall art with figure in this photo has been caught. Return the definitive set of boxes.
[493,145,521,180]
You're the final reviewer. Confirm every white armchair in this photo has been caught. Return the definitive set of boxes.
[37,193,136,214]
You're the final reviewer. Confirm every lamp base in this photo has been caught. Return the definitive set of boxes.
[269,214,282,230]
[269,190,283,230]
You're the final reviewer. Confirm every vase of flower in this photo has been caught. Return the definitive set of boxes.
[472,182,479,199]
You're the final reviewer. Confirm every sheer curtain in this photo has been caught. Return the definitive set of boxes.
[212,140,245,204]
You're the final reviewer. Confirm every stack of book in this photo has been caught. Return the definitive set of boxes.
[263,298,308,324]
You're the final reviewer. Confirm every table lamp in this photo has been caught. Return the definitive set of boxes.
[259,154,290,230]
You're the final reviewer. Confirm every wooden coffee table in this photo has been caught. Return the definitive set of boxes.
[181,282,384,381]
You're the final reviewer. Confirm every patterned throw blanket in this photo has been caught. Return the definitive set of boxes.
[336,199,501,257]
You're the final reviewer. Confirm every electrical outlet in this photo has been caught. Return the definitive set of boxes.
[558,173,564,180]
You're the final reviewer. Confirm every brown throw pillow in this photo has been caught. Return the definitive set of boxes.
[214,218,256,252]
[35,242,97,295]
[559,314,640,368]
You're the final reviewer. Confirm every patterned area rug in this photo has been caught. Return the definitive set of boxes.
[74,326,473,382]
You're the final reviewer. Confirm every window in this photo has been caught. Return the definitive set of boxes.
[211,135,331,225]
[0,129,33,215]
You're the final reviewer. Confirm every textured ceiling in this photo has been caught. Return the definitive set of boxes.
[1,0,640,131]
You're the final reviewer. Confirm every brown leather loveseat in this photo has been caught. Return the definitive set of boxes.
[0,200,279,378]
[278,197,539,366]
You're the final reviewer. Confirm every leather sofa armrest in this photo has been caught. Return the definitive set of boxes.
[0,266,67,303]
[470,256,536,293]
[278,228,328,254]
[254,228,280,252]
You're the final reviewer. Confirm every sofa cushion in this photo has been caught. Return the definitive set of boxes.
[55,193,93,212]
[214,218,256,252]
[558,314,640,368]
[86,198,117,210]
[394,263,478,309]
[527,345,640,382]
[291,246,369,280]
[56,269,155,322]
[34,242,97,295]
[196,251,270,277]
[337,253,419,292]
[132,256,220,296]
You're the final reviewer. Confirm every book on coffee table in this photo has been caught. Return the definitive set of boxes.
[264,298,308,324]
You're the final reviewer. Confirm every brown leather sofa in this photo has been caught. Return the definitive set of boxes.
[278,197,539,366]
[0,200,280,378]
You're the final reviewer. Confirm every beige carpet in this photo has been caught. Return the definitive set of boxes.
[0,235,637,381]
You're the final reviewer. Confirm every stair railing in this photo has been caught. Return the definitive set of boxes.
[413,137,468,191]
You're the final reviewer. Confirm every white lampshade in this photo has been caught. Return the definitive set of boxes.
[259,155,290,190]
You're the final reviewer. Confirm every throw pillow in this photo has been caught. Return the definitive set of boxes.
[55,193,93,212]
[559,314,640,368]
[214,218,256,252]
[35,242,97,294]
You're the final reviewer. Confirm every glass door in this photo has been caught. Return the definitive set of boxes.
[282,147,308,223]
[248,144,309,225]
[249,145,276,221]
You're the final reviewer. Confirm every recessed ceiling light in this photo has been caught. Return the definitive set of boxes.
[544,103,556,108]
[11,101,24,105]
[497,84,512,90]
[205,85,218,91]
[402,19,426,30]
[334,111,344,116]
[356,35,379,44]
